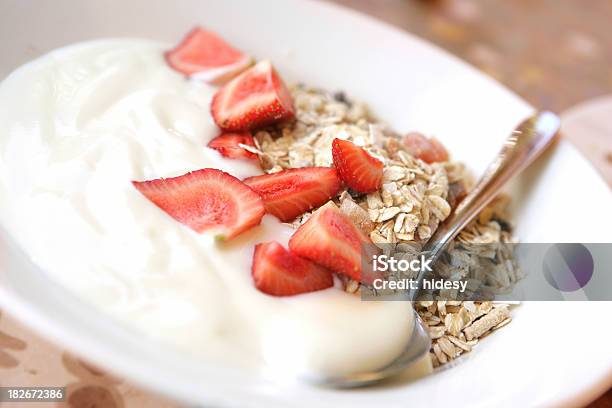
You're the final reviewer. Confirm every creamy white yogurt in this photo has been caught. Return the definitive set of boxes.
[0,39,421,378]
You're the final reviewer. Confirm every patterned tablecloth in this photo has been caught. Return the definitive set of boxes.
[1,0,611,407]
[0,312,178,408]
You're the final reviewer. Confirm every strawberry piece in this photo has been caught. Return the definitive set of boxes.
[289,202,380,283]
[244,167,342,222]
[252,241,334,296]
[211,60,295,131]
[207,132,258,160]
[402,132,449,163]
[331,138,383,194]
[132,168,264,240]
[165,27,253,84]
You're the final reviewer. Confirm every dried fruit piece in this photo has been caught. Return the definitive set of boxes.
[447,181,468,210]
[339,196,375,235]
[252,241,334,296]
[244,167,341,222]
[402,132,449,163]
[207,132,258,160]
[165,27,253,84]
[211,60,294,131]
[332,138,383,193]
[132,168,264,240]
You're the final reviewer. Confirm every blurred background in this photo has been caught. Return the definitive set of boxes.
[327,0,612,189]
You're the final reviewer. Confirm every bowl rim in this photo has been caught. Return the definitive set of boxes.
[0,0,611,407]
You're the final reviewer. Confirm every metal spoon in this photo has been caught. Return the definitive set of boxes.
[314,111,560,387]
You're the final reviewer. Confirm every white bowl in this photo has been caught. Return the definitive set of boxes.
[1,0,611,406]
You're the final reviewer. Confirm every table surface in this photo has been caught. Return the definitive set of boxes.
[1,0,612,407]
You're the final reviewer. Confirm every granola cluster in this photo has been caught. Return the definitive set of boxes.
[250,85,518,367]
[416,300,511,367]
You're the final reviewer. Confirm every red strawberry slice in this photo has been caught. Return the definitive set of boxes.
[402,132,449,163]
[207,132,258,160]
[244,167,342,222]
[252,241,334,296]
[332,138,383,194]
[289,201,380,284]
[132,168,264,240]
[165,27,253,84]
[211,60,295,131]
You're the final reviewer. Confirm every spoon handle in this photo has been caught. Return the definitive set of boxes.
[416,111,560,293]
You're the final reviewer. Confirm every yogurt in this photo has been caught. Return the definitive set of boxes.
[0,39,420,378]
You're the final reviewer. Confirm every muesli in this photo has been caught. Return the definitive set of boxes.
[248,84,518,366]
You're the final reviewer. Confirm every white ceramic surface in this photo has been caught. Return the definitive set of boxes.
[0,0,611,407]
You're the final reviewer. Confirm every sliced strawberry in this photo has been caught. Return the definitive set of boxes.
[211,60,294,131]
[244,167,342,222]
[331,138,383,194]
[289,202,380,284]
[402,132,449,163]
[207,132,258,160]
[165,27,253,84]
[252,241,334,296]
[132,168,264,240]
